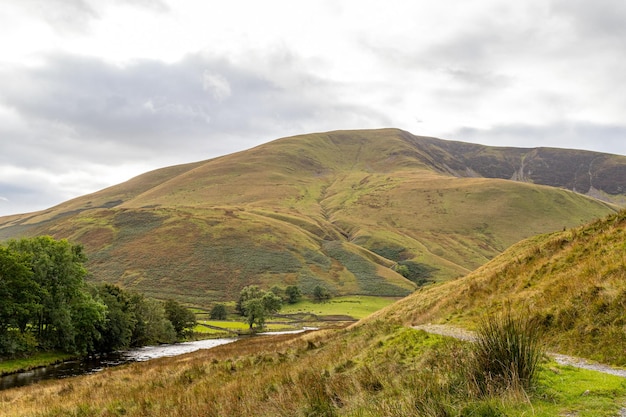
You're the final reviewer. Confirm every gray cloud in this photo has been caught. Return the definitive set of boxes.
[551,0,626,44]
[0,49,390,215]
[2,1,626,216]
[0,52,389,167]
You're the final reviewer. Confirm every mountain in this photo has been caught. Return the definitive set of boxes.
[377,208,626,366]
[0,129,621,304]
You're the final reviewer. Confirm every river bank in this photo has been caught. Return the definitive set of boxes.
[0,352,76,377]
[0,327,319,391]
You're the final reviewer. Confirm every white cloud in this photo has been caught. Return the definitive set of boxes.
[1,0,625,216]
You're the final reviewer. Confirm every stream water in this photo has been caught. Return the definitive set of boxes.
[0,338,236,391]
[0,328,316,391]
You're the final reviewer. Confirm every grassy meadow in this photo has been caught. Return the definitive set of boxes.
[3,207,626,415]
[1,321,625,416]
[279,296,398,320]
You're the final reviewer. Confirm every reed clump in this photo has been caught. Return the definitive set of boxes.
[469,308,543,397]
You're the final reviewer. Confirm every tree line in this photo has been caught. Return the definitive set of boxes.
[0,236,195,359]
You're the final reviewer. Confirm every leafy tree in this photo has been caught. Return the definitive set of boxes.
[130,294,176,346]
[261,291,282,314]
[210,303,227,320]
[0,247,40,357]
[236,285,263,315]
[5,236,105,354]
[95,284,137,353]
[71,290,107,354]
[313,285,331,302]
[285,285,302,304]
[243,298,267,329]
[237,285,283,330]
[164,299,196,340]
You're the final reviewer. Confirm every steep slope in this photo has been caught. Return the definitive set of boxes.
[0,129,619,304]
[379,209,626,365]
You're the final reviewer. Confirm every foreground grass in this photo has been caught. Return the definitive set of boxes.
[1,322,624,416]
[381,209,626,366]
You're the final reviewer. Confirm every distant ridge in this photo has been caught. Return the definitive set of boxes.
[0,129,621,303]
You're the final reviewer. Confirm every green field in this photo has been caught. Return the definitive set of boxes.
[280,296,399,319]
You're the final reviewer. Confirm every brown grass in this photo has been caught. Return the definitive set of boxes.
[375,209,626,365]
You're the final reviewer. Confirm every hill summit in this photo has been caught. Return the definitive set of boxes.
[0,129,621,303]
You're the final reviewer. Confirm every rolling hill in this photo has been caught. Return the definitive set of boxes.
[0,129,622,304]
[377,208,626,365]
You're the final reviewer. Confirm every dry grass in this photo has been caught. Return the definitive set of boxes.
[2,317,624,417]
[376,209,626,365]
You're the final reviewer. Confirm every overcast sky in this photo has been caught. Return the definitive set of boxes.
[1,0,626,216]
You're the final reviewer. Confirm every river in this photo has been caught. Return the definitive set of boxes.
[0,338,235,391]
[0,328,317,391]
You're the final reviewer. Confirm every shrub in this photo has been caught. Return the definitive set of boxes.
[313,285,332,302]
[209,303,227,320]
[470,308,543,396]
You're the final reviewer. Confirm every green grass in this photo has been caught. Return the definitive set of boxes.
[2,320,625,416]
[0,351,75,376]
[470,308,543,395]
[383,209,626,366]
[280,296,398,319]
[195,320,298,334]
[199,320,250,330]
[531,362,626,416]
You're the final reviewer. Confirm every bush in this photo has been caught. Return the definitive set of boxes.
[313,285,331,302]
[0,330,37,359]
[210,304,227,320]
[470,308,543,396]
[285,285,302,304]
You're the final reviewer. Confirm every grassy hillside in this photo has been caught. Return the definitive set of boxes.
[3,208,626,415]
[378,209,626,366]
[0,129,618,303]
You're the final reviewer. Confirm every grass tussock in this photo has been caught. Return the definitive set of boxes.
[470,308,543,397]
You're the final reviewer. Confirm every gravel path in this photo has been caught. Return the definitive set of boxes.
[413,324,626,416]
[412,324,626,378]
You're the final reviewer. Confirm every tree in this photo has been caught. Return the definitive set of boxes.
[237,285,283,330]
[313,285,331,302]
[243,298,266,329]
[94,284,137,353]
[236,285,263,315]
[261,291,282,314]
[130,294,176,346]
[0,247,40,357]
[164,299,196,340]
[5,236,105,354]
[210,303,227,320]
[285,285,302,304]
